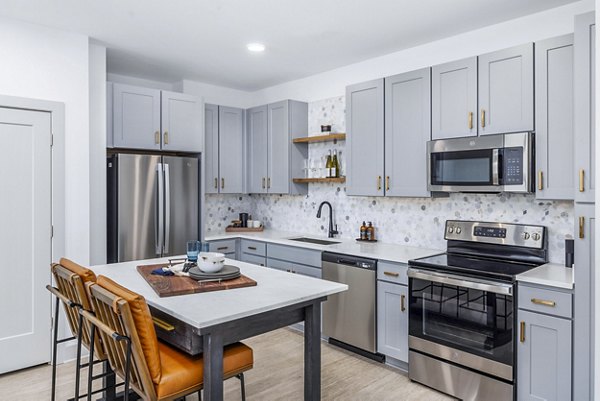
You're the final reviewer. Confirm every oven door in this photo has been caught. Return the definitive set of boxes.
[408,268,514,381]
[428,147,501,192]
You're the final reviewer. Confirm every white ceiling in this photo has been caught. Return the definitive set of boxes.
[0,0,579,91]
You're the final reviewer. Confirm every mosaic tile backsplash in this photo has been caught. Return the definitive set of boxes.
[205,96,575,264]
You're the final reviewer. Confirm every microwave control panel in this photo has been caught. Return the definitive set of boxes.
[503,147,523,185]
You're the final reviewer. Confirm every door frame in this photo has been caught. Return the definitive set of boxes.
[0,94,65,362]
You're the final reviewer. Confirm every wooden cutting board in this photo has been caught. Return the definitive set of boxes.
[137,264,257,298]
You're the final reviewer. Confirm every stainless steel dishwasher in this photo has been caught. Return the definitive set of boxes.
[322,252,379,358]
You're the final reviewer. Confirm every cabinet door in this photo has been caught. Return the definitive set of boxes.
[574,202,595,401]
[247,105,269,194]
[219,106,245,193]
[204,104,219,194]
[161,91,203,152]
[107,82,113,148]
[113,83,161,149]
[385,68,431,197]
[267,101,290,194]
[478,43,534,135]
[535,35,574,200]
[346,79,384,196]
[431,57,477,139]
[517,310,572,401]
[575,12,596,203]
[377,281,408,362]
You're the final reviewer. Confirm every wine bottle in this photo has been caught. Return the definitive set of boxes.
[332,149,340,178]
[325,150,333,178]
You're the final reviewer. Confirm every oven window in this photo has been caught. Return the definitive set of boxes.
[431,149,494,186]
[409,278,513,366]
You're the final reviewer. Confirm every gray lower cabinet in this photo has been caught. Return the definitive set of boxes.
[208,239,238,260]
[376,280,408,363]
[240,253,266,267]
[573,202,595,400]
[266,257,321,278]
[112,83,161,150]
[346,79,385,196]
[574,12,596,203]
[478,43,534,135]
[517,309,572,401]
[431,57,478,139]
[204,104,219,194]
[384,68,431,197]
[161,90,203,152]
[535,35,574,200]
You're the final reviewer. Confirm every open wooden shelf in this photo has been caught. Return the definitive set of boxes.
[292,177,346,184]
[293,133,346,144]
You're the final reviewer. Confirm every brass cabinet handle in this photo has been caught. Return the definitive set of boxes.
[384,271,399,277]
[377,176,382,191]
[152,317,175,332]
[468,112,473,129]
[267,177,271,189]
[531,298,556,307]
[401,294,406,312]
[579,169,585,192]
[538,171,543,191]
[221,178,225,189]
[214,178,218,189]
[262,177,266,189]
[154,131,160,144]
[386,176,390,191]
[164,131,169,144]
[520,321,525,343]
[579,216,585,239]
[481,109,486,128]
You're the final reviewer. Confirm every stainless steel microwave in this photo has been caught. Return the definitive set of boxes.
[427,132,534,193]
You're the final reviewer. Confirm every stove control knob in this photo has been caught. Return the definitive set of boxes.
[448,227,454,234]
[455,227,462,234]
[522,232,530,240]
[532,232,541,241]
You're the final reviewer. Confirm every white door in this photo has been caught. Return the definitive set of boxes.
[0,107,52,373]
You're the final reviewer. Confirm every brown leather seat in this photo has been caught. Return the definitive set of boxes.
[84,275,253,401]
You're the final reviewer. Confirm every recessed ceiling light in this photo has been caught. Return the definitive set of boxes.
[247,43,266,53]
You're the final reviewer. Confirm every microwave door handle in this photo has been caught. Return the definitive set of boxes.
[407,268,512,296]
[492,149,500,186]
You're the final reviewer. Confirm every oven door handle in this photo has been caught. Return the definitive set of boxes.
[407,268,513,296]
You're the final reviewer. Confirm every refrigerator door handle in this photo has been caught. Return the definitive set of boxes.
[156,163,164,255]
[164,163,171,254]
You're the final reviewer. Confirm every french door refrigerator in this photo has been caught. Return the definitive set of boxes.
[107,153,200,263]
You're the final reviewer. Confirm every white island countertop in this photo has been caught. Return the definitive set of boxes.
[206,229,442,264]
[516,263,574,290]
[92,257,348,329]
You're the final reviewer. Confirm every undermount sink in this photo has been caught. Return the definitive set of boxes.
[288,237,341,245]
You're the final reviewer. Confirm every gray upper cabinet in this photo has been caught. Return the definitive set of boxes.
[575,12,596,203]
[431,57,477,139]
[113,83,161,149]
[267,101,290,194]
[161,91,203,152]
[219,106,245,193]
[346,79,385,196]
[535,35,574,200]
[573,202,595,401]
[377,281,408,363]
[247,105,269,194]
[204,104,219,194]
[384,68,431,197]
[106,82,114,148]
[517,309,572,401]
[478,43,534,135]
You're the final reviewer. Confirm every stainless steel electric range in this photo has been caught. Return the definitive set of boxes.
[407,220,548,401]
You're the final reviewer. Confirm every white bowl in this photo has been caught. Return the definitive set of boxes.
[197,252,225,273]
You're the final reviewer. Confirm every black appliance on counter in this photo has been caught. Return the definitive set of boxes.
[408,220,548,401]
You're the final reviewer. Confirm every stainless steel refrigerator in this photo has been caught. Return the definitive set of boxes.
[107,153,200,263]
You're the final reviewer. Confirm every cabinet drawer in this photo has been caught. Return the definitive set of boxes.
[149,306,202,355]
[518,285,572,318]
[267,244,322,268]
[377,261,408,285]
[208,239,236,254]
[240,253,266,267]
[224,252,236,260]
[240,239,266,256]
[266,258,321,278]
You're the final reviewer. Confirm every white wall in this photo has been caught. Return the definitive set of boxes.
[107,72,176,91]
[180,79,255,109]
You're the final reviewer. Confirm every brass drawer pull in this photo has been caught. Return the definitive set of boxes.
[520,321,525,343]
[531,298,556,307]
[154,131,160,144]
[468,112,473,129]
[538,171,543,191]
[579,216,585,239]
[481,109,486,128]
[579,169,585,192]
[152,317,175,332]
[401,294,406,312]
[384,271,399,277]
[164,131,169,144]
[217,246,229,251]
[377,176,382,191]
[248,246,257,251]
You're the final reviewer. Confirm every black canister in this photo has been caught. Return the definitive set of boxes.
[239,213,249,228]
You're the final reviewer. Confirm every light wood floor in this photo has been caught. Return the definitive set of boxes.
[0,328,454,400]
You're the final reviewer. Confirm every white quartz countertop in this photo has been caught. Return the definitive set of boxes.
[205,229,443,264]
[516,263,574,290]
[92,257,347,329]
